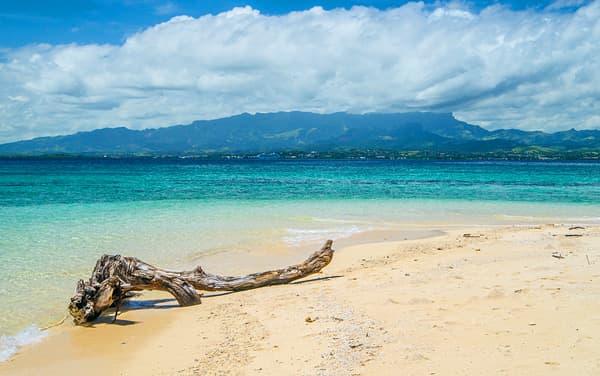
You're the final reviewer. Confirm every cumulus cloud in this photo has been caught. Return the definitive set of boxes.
[0,2,599,142]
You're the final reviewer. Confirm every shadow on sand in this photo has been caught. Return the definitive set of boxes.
[90,275,343,325]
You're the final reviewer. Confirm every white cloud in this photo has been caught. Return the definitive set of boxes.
[0,2,599,142]
[7,95,28,102]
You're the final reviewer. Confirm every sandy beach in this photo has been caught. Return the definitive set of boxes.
[2,0,599,374]
[2,223,599,375]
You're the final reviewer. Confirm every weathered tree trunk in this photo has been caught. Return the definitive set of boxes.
[68,240,334,324]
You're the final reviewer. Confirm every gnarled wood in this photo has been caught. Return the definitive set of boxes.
[69,240,334,324]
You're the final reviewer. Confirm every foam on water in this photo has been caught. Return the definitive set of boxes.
[284,225,367,245]
[0,325,46,362]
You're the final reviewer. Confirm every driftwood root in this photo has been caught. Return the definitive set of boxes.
[69,240,334,324]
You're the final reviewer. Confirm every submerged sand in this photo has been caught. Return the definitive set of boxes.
[2,224,600,375]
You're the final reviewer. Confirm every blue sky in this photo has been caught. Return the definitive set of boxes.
[0,0,598,142]
[0,1,585,47]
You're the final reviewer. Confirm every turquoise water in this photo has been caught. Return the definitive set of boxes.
[2,159,600,205]
[1,158,599,360]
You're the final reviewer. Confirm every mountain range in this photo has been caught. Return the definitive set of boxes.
[0,112,599,156]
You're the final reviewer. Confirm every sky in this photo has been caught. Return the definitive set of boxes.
[0,0,598,142]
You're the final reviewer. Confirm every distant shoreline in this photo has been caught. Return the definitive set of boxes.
[1,151,599,162]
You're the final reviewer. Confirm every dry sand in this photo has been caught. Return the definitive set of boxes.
[2,224,599,375]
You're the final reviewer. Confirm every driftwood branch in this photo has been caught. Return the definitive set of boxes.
[69,240,334,324]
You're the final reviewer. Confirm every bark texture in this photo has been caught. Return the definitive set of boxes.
[68,240,334,324]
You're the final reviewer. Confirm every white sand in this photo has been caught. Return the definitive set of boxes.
[2,224,599,375]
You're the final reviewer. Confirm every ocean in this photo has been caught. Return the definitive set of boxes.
[1,158,599,361]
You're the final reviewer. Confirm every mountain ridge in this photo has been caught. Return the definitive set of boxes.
[0,111,599,156]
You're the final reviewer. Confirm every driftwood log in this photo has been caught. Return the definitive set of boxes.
[68,240,334,324]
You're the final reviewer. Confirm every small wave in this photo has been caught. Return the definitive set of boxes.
[284,225,366,245]
[0,325,47,363]
[312,217,379,225]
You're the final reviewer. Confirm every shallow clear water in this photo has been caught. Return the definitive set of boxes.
[1,158,599,360]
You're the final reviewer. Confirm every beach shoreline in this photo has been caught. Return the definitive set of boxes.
[2,223,599,375]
